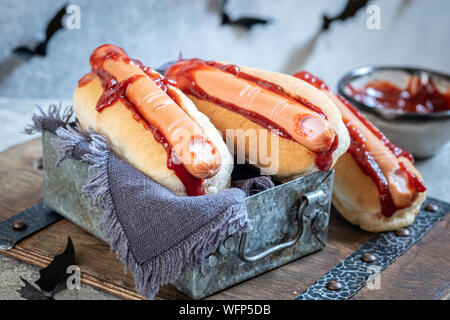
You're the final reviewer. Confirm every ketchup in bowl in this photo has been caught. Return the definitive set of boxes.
[338,66,450,158]
[347,76,450,114]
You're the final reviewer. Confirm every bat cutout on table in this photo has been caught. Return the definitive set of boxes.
[17,277,54,300]
[219,0,271,30]
[13,4,68,58]
[34,236,76,296]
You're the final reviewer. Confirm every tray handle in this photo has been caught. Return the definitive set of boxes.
[238,189,326,263]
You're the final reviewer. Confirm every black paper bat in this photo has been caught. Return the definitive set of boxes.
[321,0,371,32]
[219,0,270,30]
[13,4,67,58]
[282,0,372,72]
[17,277,53,300]
[34,236,76,295]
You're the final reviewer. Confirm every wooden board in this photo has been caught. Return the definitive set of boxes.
[0,138,449,300]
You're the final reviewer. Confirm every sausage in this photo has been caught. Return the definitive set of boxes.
[90,45,221,179]
[324,91,417,208]
[166,60,335,153]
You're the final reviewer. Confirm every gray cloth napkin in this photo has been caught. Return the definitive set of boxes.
[26,105,274,298]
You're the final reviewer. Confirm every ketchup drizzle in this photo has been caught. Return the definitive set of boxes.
[399,162,426,193]
[79,46,205,196]
[346,123,398,217]
[335,94,413,161]
[295,71,426,217]
[315,135,339,172]
[94,69,144,112]
[165,59,295,141]
[88,44,182,106]
[205,61,327,118]
[165,59,337,171]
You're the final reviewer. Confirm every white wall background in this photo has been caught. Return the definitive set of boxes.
[0,0,449,99]
[0,0,449,300]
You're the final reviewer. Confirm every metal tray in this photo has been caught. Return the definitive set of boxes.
[42,131,334,299]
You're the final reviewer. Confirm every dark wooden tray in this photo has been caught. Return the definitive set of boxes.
[0,138,449,300]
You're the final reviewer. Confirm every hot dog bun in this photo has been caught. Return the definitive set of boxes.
[74,45,233,196]
[294,71,427,232]
[332,153,426,232]
[328,92,426,232]
[166,60,350,180]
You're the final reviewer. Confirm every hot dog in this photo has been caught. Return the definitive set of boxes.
[294,71,427,232]
[74,45,233,196]
[166,59,350,179]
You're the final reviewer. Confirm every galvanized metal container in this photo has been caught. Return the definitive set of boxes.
[42,131,334,299]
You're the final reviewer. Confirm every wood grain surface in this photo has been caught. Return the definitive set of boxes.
[0,138,448,300]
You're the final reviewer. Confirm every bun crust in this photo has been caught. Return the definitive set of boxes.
[73,74,233,196]
[332,153,426,232]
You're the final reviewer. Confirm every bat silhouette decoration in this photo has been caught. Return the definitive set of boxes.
[17,277,54,300]
[17,236,76,300]
[282,0,372,73]
[321,0,371,32]
[35,236,76,294]
[13,4,68,58]
[219,0,271,30]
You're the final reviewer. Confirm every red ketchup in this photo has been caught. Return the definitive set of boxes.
[204,61,327,118]
[294,71,426,217]
[78,48,205,196]
[315,135,339,172]
[347,76,450,114]
[165,59,337,171]
[166,59,294,140]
